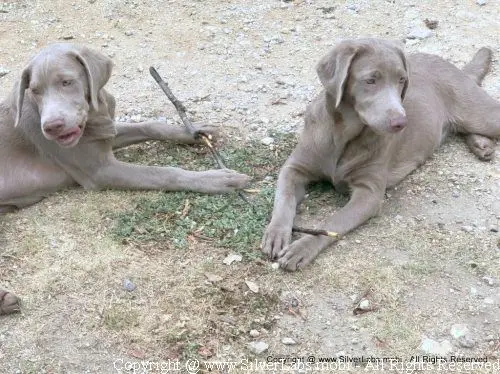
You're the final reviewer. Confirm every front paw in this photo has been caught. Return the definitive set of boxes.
[197,169,250,193]
[278,236,321,271]
[261,224,292,259]
[192,122,220,142]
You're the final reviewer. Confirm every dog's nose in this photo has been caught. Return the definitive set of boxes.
[42,120,65,136]
[389,116,407,132]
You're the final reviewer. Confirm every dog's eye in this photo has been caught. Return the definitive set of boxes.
[365,78,376,85]
[399,77,406,84]
[62,80,73,87]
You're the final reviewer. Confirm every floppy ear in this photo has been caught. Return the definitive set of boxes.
[316,41,359,109]
[14,67,31,127]
[397,48,409,101]
[70,46,113,112]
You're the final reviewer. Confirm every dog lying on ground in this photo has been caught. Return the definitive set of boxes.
[262,38,500,271]
[0,43,249,213]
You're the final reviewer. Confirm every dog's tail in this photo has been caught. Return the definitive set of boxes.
[462,47,492,85]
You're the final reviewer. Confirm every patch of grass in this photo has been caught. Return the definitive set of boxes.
[303,181,350,211]
[103,304,140,331]
[112,132,297,258]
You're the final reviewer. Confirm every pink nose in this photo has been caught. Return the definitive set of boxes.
[43,120,65,136]
[389,116,407,132]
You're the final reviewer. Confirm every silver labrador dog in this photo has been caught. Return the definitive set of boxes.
[262,38,500,271]
[0,43,249,213]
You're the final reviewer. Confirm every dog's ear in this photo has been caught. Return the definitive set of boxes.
[316,41,359,109]
[70,46,113,112]
[14,66,31,127]
[396,48,409,101]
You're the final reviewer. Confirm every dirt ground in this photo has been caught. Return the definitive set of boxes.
[1,0,499,373]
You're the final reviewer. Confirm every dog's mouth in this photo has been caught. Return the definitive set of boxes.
[56,125,83,147]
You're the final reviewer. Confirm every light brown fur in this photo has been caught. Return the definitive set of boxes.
[262,38,500,271]
[0,43,250,212]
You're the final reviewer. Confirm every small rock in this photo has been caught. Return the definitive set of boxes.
[482,276,496,287]
[282,337,297,345]
[489,225,498,233]
[476,0,486,5]
[0,67,10,78]
[420,338,453,355]
[204,273,222,283]
[223,253,242,265]
[249,329,260,338]
[271,262,280,270]
[358,299,371,310]
[245,280,259,293]
[260,137,274,146]
[123,279,136,292]
[62,35,74,40]
[424,19,439,29]
[450,324,469,339]
[407,28,432,40]
[125,30,134,36]
[461,225,473,233]
[248,341,269,354]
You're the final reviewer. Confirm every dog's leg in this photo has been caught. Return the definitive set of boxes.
[112,121,219,149]
[89,157,249,193]
[278,182,384,271]
[455,92,500,161]
[0,155,73,209]
[261,165,312,259]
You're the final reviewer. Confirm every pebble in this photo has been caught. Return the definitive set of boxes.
[407,28,432,40]
[282,337,297,345]
[223,253,242,265]
[419,338,453,355]
[358,299,371,310]
[271,262,280,270]
[260,137,274,146]
[461,225,473,233]
[248,341,269,354]
[450,324,469,339]
[476,0,486,5]
[123,279,136,292]
[124,30,134,36]
[249,329,260,338]
[482,276,496,287]
[0,67,9,77]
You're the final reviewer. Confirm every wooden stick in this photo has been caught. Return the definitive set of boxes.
[149,67,252,206]
[292,226,339,238]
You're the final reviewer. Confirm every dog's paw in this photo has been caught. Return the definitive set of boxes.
[192,122,220,142]
[277,236,321,271]
[0,289,21,315]
[261,224,292,259]
[466,134,495,161]
[197,169,250,193]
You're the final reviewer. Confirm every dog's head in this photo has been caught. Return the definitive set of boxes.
[317,38,409,133]
[14,43,113,147]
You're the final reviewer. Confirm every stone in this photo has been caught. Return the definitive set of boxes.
[260,137,274,146]
[249,329,260,337]
[282,337,297,345]
[419,338,453,355]
[248,341,269,354]
[0,67,9,78]
[407,28,432,40]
